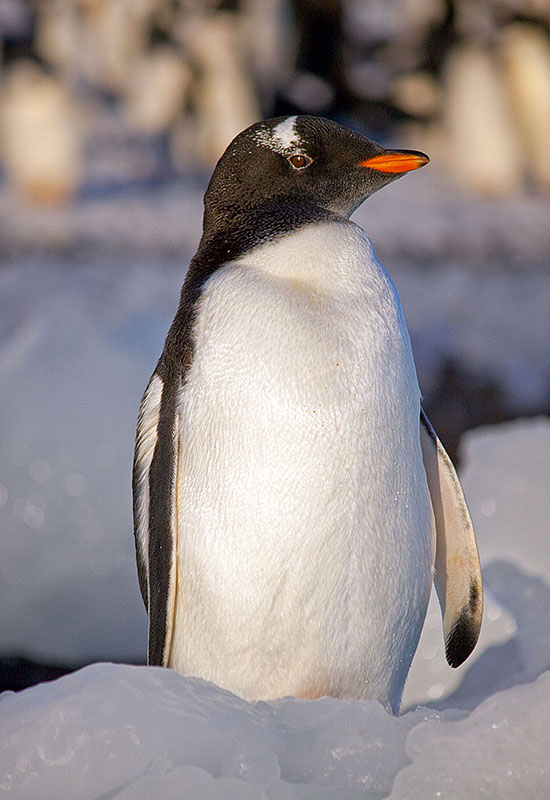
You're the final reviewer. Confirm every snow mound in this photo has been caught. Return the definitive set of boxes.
[0,663,434,799]
[1,657,549,799]
[390,671,550,799]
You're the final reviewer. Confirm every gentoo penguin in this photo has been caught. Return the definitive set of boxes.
[133,115,482,713]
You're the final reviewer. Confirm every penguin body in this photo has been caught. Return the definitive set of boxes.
[133,116,482,712]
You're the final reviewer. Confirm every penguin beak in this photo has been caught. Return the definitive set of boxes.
[359,150,429,174]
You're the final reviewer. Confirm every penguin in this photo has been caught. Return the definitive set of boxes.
[133,115,482,713]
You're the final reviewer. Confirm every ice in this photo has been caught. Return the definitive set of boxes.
[0,662,454,799]
[1,594,549,800]
[390,671,550,799]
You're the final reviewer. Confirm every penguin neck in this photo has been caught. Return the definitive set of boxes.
[193,198,338,287]
[162,200,349,375]
[203,195,335,241]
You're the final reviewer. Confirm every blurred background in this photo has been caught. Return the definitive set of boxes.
[0,0,549,704]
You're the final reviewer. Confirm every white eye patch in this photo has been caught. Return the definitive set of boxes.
[253,116,301,154]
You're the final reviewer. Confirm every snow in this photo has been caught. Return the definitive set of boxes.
[1,658,547,799]
[1,583,550,799]
[391,672,550,799]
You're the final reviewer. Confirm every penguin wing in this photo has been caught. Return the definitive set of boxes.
[420,408,483,667]
[133,369,179,667]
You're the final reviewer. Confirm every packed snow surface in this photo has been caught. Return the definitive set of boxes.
[1,657,549,799]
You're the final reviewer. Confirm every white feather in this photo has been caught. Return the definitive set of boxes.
[134,373,164,582]
[253,116,300,153]
[168,220,434,711]
[272,115,299,150]
[420,414,482,658]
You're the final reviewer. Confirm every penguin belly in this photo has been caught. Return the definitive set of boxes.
[168,221,434,711]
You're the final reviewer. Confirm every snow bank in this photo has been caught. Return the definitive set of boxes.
[1,653,549,797]
[391,671,550,799]
[0,662,420,799]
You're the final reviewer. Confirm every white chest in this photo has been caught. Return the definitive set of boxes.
[188,221,417,421]
[169,221,433,707]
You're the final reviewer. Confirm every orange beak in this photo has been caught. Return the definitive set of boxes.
[359,151,429,174]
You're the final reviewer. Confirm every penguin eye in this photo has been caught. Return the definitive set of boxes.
[287,153,313,170]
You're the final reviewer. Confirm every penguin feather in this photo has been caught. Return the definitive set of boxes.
[132,115,482,709]
[133,368,180,666]
[420,408,483,667]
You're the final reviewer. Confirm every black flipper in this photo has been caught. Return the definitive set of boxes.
[133,366,180,666]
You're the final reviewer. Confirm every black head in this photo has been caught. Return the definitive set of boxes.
[203,115,429,230]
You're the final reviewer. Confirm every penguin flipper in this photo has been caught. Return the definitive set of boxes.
[420,408,483,668]
[133,369,179,667]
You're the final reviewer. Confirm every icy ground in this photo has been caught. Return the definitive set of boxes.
[1,658,549,799]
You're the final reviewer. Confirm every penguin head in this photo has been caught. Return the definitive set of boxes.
[203,115,429,226]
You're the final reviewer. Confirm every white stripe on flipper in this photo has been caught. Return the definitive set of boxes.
[134,373,164,577]
[161,376,182,665]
